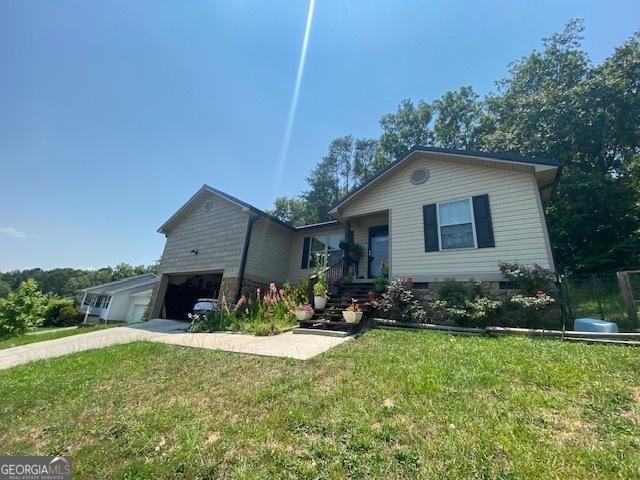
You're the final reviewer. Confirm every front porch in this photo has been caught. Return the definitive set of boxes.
[338,210,390,282]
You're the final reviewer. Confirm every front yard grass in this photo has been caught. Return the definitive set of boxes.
[0,330,639,478]
[0,323,121,350]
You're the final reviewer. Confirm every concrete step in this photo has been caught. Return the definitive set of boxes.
[292,328,350,338]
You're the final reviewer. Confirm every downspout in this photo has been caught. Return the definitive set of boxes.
[234,214,258,302]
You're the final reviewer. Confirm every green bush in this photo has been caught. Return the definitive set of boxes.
[0,279,50,338]
[44,298,81,327]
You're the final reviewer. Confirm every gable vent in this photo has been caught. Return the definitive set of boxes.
[202,199,213,211]
[410,168,429,185]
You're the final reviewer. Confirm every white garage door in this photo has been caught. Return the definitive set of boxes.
[127,304,147,323]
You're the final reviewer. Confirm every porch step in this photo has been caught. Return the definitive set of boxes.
[292,328,350,338]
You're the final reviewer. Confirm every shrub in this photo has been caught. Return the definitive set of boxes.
[499,261,556,295]
[283,279,309,306]
[372,278,426,322]
[428,280,503,327]
[498,262,561,329]
[0,279,50,338]
[372,277,390,291]
[44,298,81,327]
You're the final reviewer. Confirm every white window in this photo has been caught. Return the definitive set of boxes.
[309,233,343,267]
[438,198,476,249]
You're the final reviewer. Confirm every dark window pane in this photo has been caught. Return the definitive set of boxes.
[441,223,474,249]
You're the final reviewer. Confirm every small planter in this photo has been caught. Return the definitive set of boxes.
[342,311,363,324]
[295,310,314,321]
[314,296,328,311]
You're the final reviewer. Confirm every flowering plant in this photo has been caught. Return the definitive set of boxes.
[345,299,362,312]
[499,261,556,295]
[372,278,426,322]
[295,303,314,312]
[509,292,556,309]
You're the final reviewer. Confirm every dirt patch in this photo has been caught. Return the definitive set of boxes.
[538,410,595,444]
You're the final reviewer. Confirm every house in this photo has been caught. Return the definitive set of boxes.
[148,147,561,320]
[79,273,156,323]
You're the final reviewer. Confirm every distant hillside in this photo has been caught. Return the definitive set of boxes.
[0,263,157,298]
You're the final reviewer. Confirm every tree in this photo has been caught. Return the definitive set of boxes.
[0,279,50,337]
[352,138,378,185]
[376,99,434,164]
[267,196,312,227]
[0,280,10,298]
[433,86,483,149]
[547,171,640,273]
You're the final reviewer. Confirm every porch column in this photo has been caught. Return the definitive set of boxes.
[342,220,351,276]
[81,291,89,324]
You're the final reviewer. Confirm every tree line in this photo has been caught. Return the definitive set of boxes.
[267,19,640,274]
[0,263,157,299]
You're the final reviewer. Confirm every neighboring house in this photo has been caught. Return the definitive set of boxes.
[149,147,561,320]
[79,273,156,323]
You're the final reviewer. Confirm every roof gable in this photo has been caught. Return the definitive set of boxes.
[158,185,294,235]
[329,147,562,215]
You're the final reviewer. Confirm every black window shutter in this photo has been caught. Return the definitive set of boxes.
[472,194,495,248]
[423,204,439,252]
[301,236,311,269]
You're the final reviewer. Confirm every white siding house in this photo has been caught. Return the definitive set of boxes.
[80,273,156,323]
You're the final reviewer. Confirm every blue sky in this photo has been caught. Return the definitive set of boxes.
[1,0,638,271]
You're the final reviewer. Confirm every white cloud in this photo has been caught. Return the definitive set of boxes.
[0,227,42,239]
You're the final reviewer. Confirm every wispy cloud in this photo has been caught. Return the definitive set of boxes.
[0,227,43,239]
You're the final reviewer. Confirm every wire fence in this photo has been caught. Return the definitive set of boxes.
[558,272,640,332]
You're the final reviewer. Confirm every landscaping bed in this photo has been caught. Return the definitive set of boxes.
[1,330,639,478]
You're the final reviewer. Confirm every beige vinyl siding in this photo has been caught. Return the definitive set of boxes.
[244,218,293,284]
[158,192,248,277]
[286,227,344,284]
[340,155,554,281]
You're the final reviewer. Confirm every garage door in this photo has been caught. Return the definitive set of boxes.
[127,304,147,323]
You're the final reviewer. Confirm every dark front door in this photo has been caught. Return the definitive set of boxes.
[368,225,389,278]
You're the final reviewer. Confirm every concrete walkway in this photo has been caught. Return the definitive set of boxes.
[0,319,350,370]
[156,330,351,360]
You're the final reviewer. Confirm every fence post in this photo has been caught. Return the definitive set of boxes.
[593,274,606,320]
[617,271,639,327]
[557,274,567,340]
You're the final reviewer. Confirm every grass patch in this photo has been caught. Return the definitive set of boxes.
[0,323,122,350]
[1,330,639,478]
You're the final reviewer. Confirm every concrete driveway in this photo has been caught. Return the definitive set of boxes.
[0,319,350,370]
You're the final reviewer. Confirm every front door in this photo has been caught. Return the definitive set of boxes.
[368,225,389,278]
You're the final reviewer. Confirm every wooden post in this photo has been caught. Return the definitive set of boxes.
[343,220,351,276]
[617,271,639,326]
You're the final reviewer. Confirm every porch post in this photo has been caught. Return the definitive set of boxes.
[343,220,351,276]
[81,291,89,324]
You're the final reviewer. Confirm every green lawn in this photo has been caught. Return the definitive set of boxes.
[0,330,639,479]
[0,323,121,350]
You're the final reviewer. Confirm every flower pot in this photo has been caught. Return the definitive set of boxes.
[342,310,363,324]
[314,296,328,311]
[295,310,314,321]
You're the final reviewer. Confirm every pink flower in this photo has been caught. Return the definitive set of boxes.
[237,295,247,307]
[269,282,277,293]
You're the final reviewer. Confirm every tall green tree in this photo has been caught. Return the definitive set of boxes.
[376,99,434,164]
[433,86,483,149]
